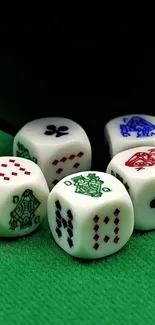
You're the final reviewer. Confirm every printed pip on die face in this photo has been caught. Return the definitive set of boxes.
[0,156,49,237]
[47,171,134,259]
[106,146,155,230]
[13,117,92,190]
[104,114,155,157]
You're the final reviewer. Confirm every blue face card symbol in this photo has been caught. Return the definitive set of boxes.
[120,116,155,138]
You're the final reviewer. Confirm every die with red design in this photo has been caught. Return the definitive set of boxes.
[106,146,155,230]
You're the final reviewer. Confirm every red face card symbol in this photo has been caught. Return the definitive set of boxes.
[51,151,84,186]
[125,149,155,171]
[0,158,31,182]
[93,208,120,251]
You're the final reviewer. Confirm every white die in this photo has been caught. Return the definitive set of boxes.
[47,171,134,259]
[106,146,155,230]
[13,117,92,190]
[0,156,49,237]
[104,114,155,157]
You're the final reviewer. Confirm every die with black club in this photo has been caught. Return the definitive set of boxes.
[0,156,49,237]
[106,146,155,231]
[47,171,134,259]
[13,117,92,190]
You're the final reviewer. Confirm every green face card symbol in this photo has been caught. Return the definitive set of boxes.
[111,170,130,193]
[16,142,37,164]
[9,189,41,231]
[64,173,111,198]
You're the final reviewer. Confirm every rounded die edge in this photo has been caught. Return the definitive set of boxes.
[13,116,91,143]
[47,172,135,260]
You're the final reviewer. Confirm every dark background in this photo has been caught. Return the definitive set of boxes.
[0,12,154,169]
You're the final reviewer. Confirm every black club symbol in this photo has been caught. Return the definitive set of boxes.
[44,125,69,137]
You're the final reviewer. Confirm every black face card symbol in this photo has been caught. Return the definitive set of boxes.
[44,125,69,137]
[150,199,155,208]
[55,200,74,248]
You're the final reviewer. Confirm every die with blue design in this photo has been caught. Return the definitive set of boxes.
[13,117,92,190]
[104,114,155,157]
[47,171,134,259]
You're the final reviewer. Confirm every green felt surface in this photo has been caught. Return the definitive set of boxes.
[1,130,155,325]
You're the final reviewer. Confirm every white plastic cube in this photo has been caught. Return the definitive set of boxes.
[104,114,155,157]
[106,146,155,230]
[13,117,92,190]
[47,171,134,259]
[0,156,49,237]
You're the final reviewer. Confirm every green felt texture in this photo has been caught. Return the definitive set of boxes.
[0,131,155,325]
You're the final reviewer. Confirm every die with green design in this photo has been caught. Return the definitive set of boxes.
[0,156,49,237]
[47,171,134,259]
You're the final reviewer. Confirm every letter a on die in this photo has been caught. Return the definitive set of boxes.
[47,171,134,259]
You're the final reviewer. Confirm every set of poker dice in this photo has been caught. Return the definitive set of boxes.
[1,114,155,260]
